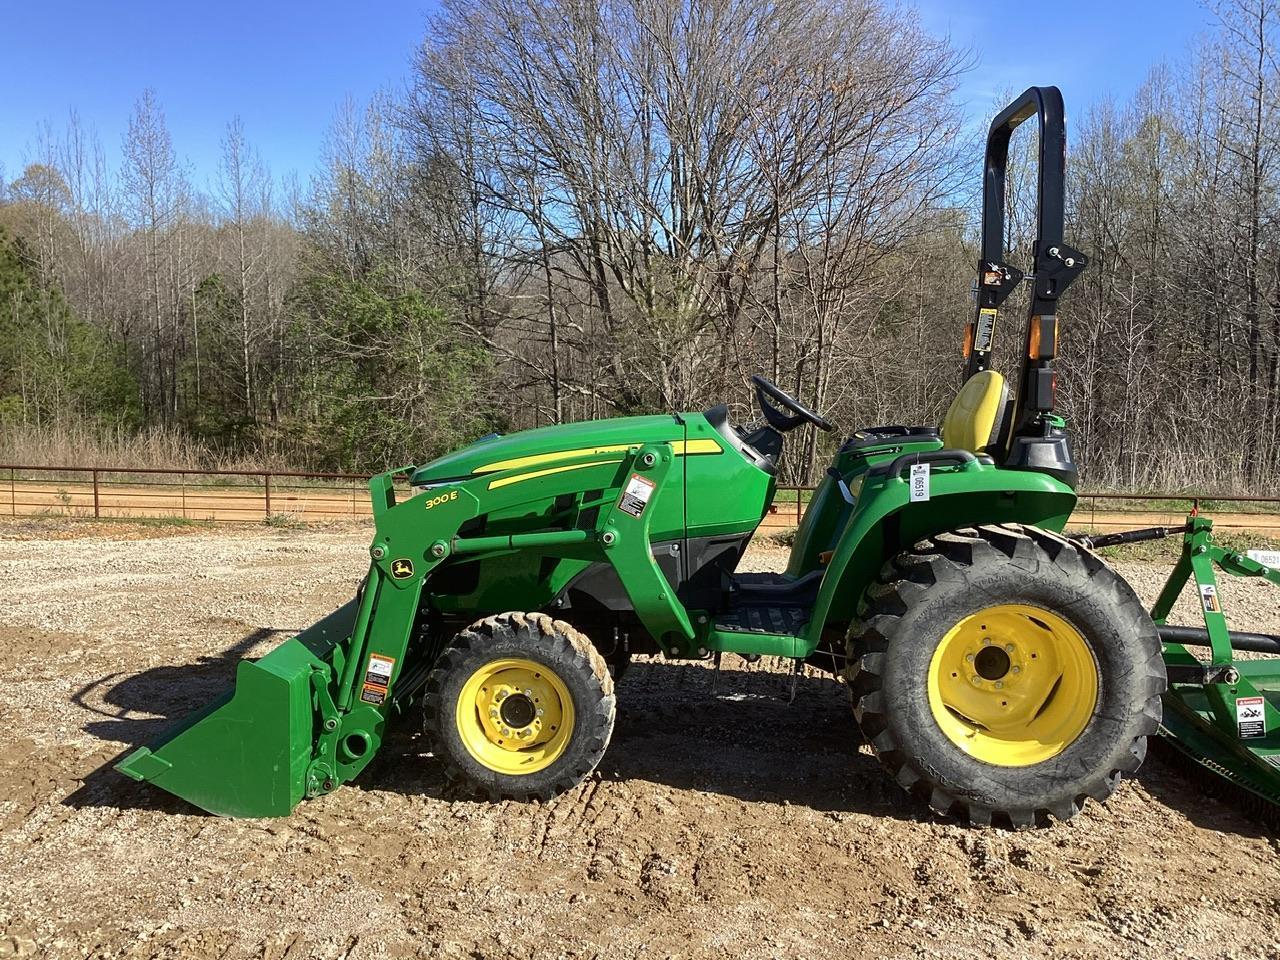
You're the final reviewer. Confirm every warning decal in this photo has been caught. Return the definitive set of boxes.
[1237,696,1266,739]
[618,473,657,518]
[974,308,998,353]
[360,654,396,706]
[1200,583,1221,614]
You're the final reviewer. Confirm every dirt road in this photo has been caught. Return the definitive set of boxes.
[8,477,1280,535]
[1,520,1278,959]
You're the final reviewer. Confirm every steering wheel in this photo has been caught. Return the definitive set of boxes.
[750,375,834,433]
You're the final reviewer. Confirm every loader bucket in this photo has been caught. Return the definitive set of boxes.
[115,599,358,817]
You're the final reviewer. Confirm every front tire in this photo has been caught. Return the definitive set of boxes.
[848,525,1165,827]
[424,612,615,800]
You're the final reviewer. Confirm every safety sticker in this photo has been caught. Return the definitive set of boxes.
[365,653,395,686]
[909,463,931,503]
[1237,696,1266,739]
[618,473,657,518]
[1247,549,1280,568]
[360,653,395,706]
[1200,583,1221,614]
[974,308,998,353]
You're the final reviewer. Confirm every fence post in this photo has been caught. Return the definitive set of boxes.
[796,487,802,525]
[9,468,14,517]
[181,472,187,520]
[92,469,100,518]
[264,473,272,518]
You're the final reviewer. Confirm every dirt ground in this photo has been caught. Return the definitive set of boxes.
[1,519,1279,960]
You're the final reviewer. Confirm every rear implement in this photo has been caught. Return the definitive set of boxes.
[1083,514,1280,823]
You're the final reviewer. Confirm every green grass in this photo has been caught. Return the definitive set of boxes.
[1074,494,1280,516]
[2,512,213,529]
[756,528,796,548]
[263,513,306,529]
[1065,527,1280,562]
[126,515,211,529]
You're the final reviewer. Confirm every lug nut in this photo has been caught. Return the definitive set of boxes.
[1004,644,1014,653]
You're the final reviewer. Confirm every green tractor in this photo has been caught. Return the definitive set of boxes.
[118,87,1167,827]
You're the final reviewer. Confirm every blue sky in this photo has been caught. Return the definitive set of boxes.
[916,0,1216,122]
[0,0,1218,192]
[0,0,429,190]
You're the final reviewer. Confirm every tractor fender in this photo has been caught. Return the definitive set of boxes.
[801,465,1076,653]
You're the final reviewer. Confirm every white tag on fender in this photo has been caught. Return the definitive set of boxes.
[909,463,931,502]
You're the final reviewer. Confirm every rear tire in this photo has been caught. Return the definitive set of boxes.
[847,524,1165,827]
[424,612,615,801]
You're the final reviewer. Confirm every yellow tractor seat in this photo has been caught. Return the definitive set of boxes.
[940,370,1010,454]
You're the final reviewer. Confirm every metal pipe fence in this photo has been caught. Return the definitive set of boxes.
[2,465,1278,534]
[0,465,409,523]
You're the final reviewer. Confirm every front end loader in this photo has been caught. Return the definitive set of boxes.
[118,87,1169,826]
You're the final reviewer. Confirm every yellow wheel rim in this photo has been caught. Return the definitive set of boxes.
[927,604,1098,767]
[456,658,575,775]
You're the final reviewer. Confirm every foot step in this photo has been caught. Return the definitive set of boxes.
[715,605,808,636]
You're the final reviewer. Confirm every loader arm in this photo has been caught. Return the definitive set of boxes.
[117,442,695,816]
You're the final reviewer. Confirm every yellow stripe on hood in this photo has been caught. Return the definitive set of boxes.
[473,438,721,475]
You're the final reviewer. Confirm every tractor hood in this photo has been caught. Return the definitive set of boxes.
[409,414,688,486]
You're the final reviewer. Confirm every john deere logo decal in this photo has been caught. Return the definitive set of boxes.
[391,558,414,580]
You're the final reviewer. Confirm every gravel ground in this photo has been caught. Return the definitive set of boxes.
[0,519,1278,960]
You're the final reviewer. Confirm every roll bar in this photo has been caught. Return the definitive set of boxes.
[965,86,1088,445]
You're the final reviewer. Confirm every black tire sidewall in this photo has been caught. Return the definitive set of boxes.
[870,535,1160,814]
[427,618,613,799]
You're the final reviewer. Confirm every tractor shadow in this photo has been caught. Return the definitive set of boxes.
[68,645,926,822]
[62,627,293,815]
[599,658,924,820]
[370,656,929,822]
[1135,744,1276,838]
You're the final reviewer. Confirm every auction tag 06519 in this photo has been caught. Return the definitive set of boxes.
[909,463,930,503]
